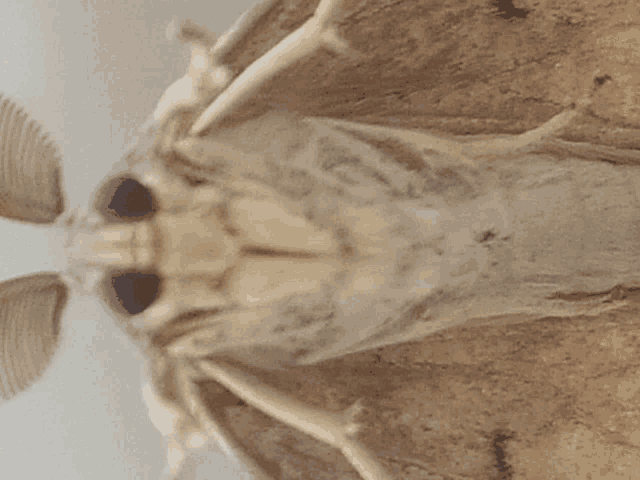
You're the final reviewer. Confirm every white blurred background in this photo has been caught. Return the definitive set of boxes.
[0,1,259,479]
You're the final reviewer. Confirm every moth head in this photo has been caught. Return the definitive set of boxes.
[0,96,176,401]
[64,172,164,315]
[0,0,356,402]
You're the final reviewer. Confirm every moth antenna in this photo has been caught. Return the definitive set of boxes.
[190,0,353,135]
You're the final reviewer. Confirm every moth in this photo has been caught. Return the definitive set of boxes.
[1,0,640,478]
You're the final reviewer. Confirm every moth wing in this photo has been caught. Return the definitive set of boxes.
[219,0,637,146]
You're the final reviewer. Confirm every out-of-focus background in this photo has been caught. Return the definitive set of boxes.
[0,1,256,479]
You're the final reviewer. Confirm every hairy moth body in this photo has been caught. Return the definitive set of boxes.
[92,106,640,372]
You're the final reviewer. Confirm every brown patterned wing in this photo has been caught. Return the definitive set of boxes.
[0,94,65,224]
[218,0,640,152]
[0,273,69,401]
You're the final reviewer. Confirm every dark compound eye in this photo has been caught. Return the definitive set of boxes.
[95,176,158,223]
[109,271,161,315]
[107,177,157,221]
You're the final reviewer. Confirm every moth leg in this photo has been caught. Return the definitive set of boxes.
[153,18,232,125]
[196,359,394,480]
[538,137,640,164]
[190,0,354,134]
[308,98,591,162]
[209,0,280,63]
[151,64,231,126]
[156,0,280,124]
[166,18,216,46]
[141,381,195,479]
[173,360,276,480]
[143,358,276,480]
[130,279,227,331]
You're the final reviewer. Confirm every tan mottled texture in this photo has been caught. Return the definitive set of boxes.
[3,0,640,478]
[166,0,640,478]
